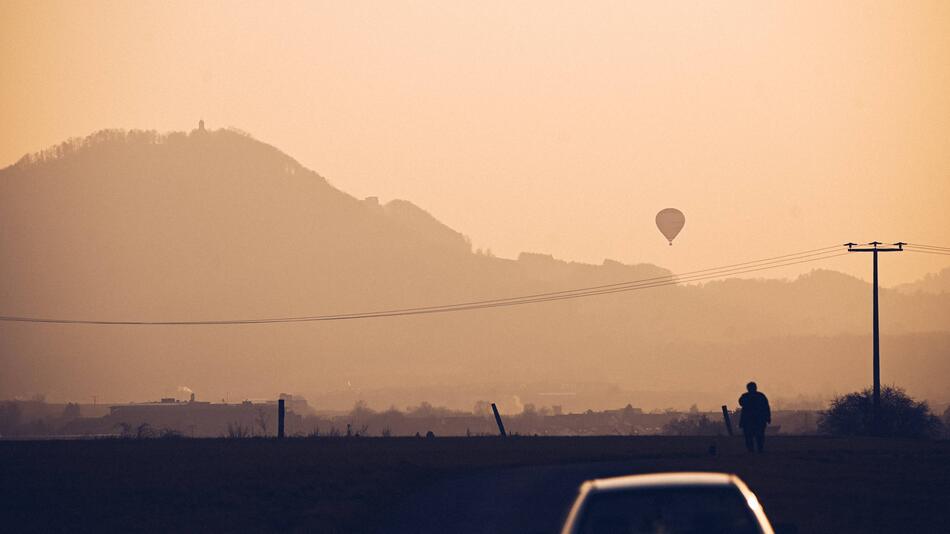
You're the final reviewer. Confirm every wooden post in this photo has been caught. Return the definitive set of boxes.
[491,403,507,437]
[721,405,734,436]
[278,399,285,439]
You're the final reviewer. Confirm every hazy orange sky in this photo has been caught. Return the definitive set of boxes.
[2,0,949,284]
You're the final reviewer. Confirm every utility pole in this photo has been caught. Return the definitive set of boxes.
[845,241,903,433]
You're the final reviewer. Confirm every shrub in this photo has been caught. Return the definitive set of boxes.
[818,386,942,438]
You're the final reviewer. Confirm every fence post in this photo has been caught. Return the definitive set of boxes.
[278,399,285,439]
[491,403,507,437]
[721,405,734,436]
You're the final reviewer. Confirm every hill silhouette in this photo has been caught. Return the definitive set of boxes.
[894,267,950,295]
[1,127,948,408]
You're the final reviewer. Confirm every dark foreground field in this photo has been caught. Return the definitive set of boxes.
[2,436,949,533]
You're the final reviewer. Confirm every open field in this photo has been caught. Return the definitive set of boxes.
[2,436,949,533]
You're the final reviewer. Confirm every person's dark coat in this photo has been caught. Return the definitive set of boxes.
[738,391,771,429]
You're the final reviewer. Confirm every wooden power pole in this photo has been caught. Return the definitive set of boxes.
[845,241,903,433]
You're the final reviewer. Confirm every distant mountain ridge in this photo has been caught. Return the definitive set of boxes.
[1,127,948,408]
[894,267,950,295]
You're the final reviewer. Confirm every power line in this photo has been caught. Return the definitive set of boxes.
[904,243,950,256]
[907,243,950,252]
[906,249,950,257]
[4,247,842,327]
[263,251,849,324]
[847,242,950,256]
[297,246,844,318]
[0,250,849,324]
[0,247,849,325]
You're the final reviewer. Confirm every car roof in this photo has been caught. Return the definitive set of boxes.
[585,472,739,492]
[562,473,774,534]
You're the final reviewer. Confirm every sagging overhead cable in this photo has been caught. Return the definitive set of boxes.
[0,246,849,325]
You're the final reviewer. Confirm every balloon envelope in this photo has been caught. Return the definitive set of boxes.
[655,208,685,245]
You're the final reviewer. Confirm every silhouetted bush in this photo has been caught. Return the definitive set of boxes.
[817,386,942,438]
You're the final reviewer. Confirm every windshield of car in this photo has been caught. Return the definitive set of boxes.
[575,485,763,534]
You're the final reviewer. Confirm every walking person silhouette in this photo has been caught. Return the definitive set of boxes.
[738,382,771,453]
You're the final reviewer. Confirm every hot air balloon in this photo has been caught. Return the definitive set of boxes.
[655,208,685,245]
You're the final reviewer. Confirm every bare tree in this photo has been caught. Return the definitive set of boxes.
[226,422,252,439]
[114,422,132,437]
[256,407,271,436]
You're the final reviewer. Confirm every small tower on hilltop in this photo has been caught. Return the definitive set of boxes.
[198,119,206,132]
